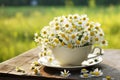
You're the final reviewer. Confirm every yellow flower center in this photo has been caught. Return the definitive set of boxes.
[55,22,59,26]
[90,24,94,28]
[44,52,47,56]
[102,40,106,44]
[94,71,100,76]
[69,16,72,19]
[45,39,49,42]
[82,40,85,44]
[86,23,89,26]
[84,36,89,40]
[61,33,65,38]
[55,26,59,30]
[83,73,88,78]
[95,37,99,41]
[67,43,72,48]
[65,16,68,18]
[43,31,47,34]
[83,17,86,20]
[60,19,63,22]
[65,36,69,41]
[78,27,82,31]
[95,26,99,30]
[90,32,94,36]
[51,34,54,36]
[51,44,55,48]
[78,21,82,24]
[55,18,58,21]
[91,72,95,75]
[61,42,65,46]
[88,28,91,31]
[48,57,53,62]
[106,76,111,80]
[81,69,87,72]
[74,16,77,19]
[72,25,76,28]
[100,33,103,36]
[71,34,75,39]
[54,38,59,43]
[65,24,69,28]
[76,40,80,44]
[70,29,73,32]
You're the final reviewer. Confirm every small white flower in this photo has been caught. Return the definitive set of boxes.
[69,33,78,43]
[60,69,71,77]
[90,68,103,77]
[34,33,38,37]
[67,14,73,20]
[80,73,91,78]
[31,61,40,66]
[34,38,39,43]
[101,40,108,46]
[40,26,50,37]
[81,68,89,73]
[81,14,89,21]
[102,76,114,80]
[48,57,53,62]
[15,67,25,73]
[63,21,72,30]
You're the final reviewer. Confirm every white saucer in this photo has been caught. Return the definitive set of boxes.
[38,54,103,69]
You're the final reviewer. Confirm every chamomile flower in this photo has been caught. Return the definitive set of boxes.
[34,33,38,37]
[81,14,89,23]
[40,26,49,37]
[63,22,72,30]
[48,57,53,62]
[101,40,108,46]
[102,76,114,80]
[15,67,25,73]
[90,68,103,77]
[94,22,101,30]
[34,38,39,43]
[69,33,78,43]
[80,73,90,78]
[72,14,81,22]
[67,14,73,20]
[81,68,89,73]
[60,69,71,77]
[31,61,40,66]
[51,38,61,47]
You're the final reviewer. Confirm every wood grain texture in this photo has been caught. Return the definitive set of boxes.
[0,47,120,80]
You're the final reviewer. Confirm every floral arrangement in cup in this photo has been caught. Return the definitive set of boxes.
[34,14,107,56]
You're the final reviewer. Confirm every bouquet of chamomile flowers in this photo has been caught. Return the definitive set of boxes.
[34,14,107,55]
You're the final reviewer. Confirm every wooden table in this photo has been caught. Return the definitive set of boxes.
[0,47,120,80]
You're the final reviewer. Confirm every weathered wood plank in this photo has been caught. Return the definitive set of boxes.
[102,49,120,69]
[0,64,14,73]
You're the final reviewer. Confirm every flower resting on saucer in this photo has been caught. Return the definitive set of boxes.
[102,76,114,80]
[60,69,71,77]
[90,68,103,77]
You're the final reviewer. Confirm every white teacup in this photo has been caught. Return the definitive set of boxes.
[51,45,101,66]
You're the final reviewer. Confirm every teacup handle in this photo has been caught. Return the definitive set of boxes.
[87,47,103,60]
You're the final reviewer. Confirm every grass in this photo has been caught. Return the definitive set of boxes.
[0,6,120,62]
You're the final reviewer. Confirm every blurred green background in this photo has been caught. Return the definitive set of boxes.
[0,0,120,62]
